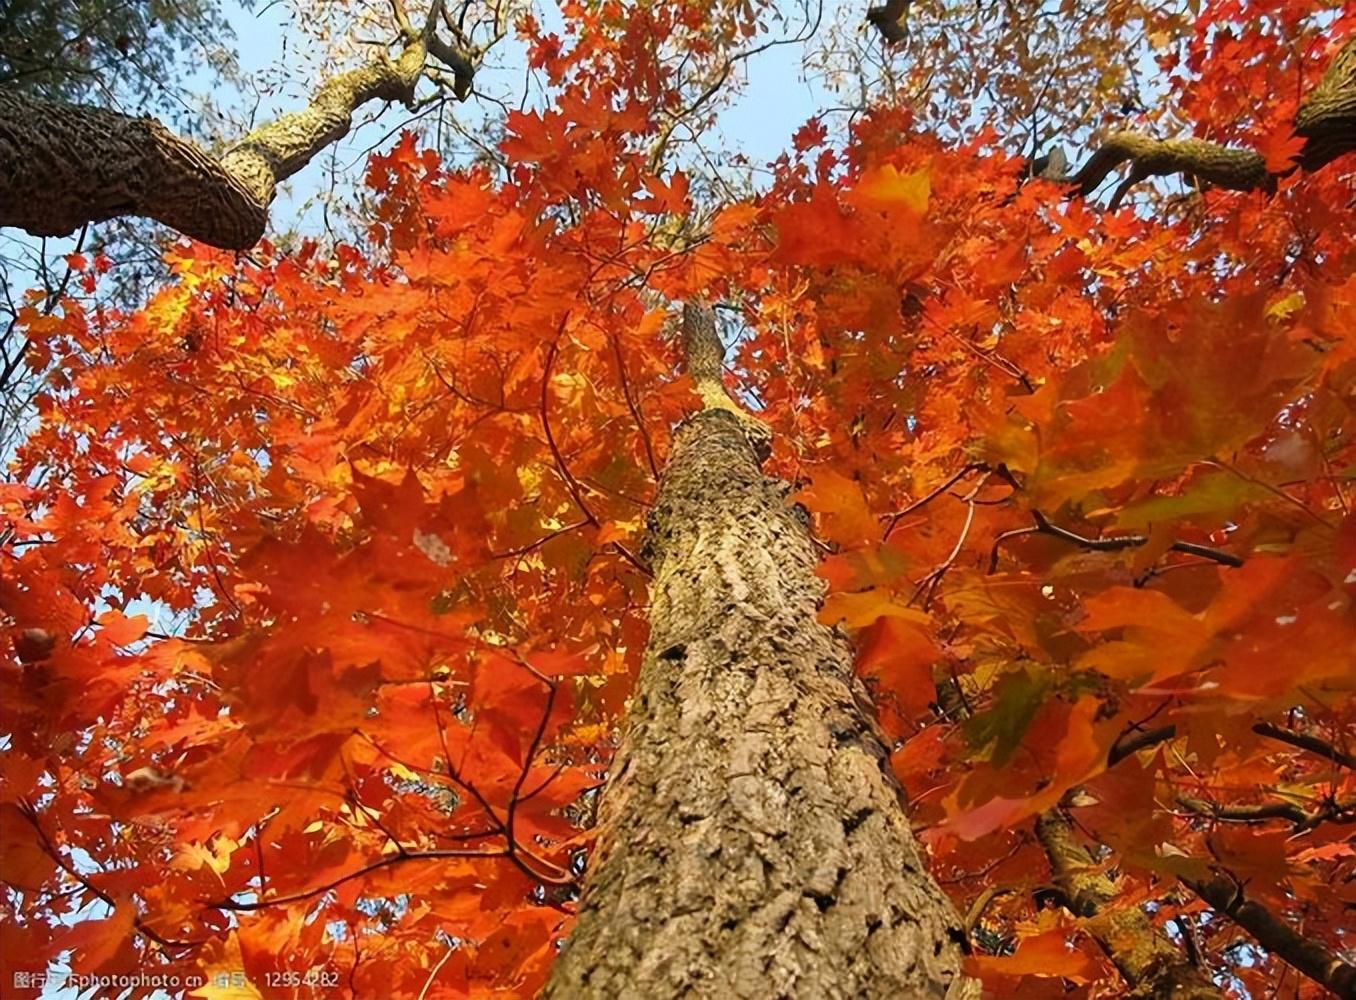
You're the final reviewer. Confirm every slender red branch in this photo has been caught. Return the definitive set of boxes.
[18,801,205,952]
[489,519,591,560]
[540,331,599,527]
[203,846,509,912]
[883,462,989,540]
[610,330,661,481]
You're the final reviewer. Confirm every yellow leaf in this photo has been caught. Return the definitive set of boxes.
[1266,291,1304,321]
[856,163,931,214]
[190,934,266,999]
[819,589,931,629]
[171,836,237,878]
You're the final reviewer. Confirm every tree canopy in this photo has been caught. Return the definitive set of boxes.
[2,2,1355,998]
[0,0,243,107]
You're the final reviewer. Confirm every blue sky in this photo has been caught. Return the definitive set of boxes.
[220,0,835,236]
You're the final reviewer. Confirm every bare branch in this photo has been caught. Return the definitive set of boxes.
[1107,724,1177,768]
[1252,721,1356,771]
[1177,794,1356,831]
[988,510,1242,573]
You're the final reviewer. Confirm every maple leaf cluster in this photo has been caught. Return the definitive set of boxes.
[2,1,1355,997]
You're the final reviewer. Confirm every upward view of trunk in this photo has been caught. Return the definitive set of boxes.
[544,306,975,999]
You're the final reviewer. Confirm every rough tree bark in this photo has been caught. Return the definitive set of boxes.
[1295,31,1356,172]
[0,0,476,250]
[543,305,975,1000]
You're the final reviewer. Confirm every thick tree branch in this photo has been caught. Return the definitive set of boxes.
[866,0,910,45]
[1036,810,1223,999]
[1183,873,1356,997]
[1063,35,1356,207]
[1068,134,1269,208]
[1295,34,1356,171]
[0,2,478,250]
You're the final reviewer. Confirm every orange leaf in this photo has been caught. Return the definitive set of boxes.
[97,610,149,647]
[56,898,136,973]
[794,469,878,547]
[0,804,55,891]
[819,589,931,629]
[856,616,937,716]
[1257,124,1306,174]
[971,927,1099,983]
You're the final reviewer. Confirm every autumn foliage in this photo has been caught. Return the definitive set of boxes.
[3,1,1356,997]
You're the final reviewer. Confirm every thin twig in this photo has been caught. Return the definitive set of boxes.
[1252,722,1356,771]
[988,510,1242,573]
[883,462,989,540]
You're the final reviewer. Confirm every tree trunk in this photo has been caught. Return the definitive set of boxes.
[544,307,974,999]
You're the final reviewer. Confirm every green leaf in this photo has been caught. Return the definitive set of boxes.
[964,665,1051,766]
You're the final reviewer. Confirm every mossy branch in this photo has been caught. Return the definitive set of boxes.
[0,0,484,249]
[1061,35,1355,206]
